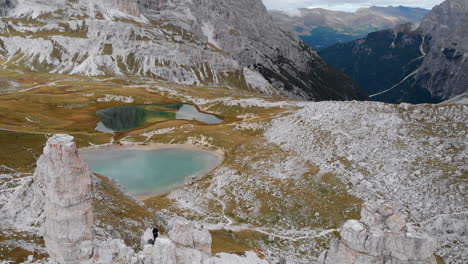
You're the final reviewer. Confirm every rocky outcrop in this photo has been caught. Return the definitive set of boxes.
[137,217,268,264]
[166,217,212,255]
[35,134,94,263]
[319,202,438,264]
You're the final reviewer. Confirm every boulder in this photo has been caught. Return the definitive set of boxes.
[385,214,407,234]
[193,228,212,255]
[167,217,196,248]
[151,238,177,264]
[141,228,154,249]
[94,239,136,264]
[175,246,204,264]
[340,220,369,252]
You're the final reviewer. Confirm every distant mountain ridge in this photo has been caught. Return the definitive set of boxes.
[319,0,468,104]
[271,5,429,49]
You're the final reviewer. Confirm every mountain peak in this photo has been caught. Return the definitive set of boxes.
[319,0,468,103]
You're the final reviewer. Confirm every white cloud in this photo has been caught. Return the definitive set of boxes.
[262,0,445,12]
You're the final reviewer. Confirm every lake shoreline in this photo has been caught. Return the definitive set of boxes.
[79,143,225,200]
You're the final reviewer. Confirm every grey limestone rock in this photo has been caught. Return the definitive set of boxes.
[320,202,438,264]
[166,216,196,248]
[0,0,17,16]
[193,228,212,255]
[136,218,267,264]
[36,134,95,264]
[416,0,468,100]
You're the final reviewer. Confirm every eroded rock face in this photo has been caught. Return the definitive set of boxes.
[417,0,468,99]
[36,134,94,264]
[140,0,366,101]
[319,202,438,264]
[0,0,367,101]
[0,0,17,16]
[166,217,212,255]
[104,0,140,16]
[0,0,243,90]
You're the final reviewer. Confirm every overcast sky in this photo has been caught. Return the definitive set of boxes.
[262,0,445,12]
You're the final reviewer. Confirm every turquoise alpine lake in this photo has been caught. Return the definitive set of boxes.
[96,103,224,132]
[80,147,222,197]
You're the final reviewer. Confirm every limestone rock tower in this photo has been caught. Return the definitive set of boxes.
[35,134,94,263]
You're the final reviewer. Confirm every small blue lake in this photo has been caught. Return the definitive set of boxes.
[80,147,222,197]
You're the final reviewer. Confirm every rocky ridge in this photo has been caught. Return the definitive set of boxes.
[0,0,366,101]
[138,0,366,100]
[271,6,429,49]
[319,202,437,264]
[319,0,468,103]
[0,0,244,89]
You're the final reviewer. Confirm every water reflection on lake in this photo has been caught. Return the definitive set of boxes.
[96,103,223,132]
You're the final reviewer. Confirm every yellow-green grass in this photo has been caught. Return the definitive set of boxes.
[93,174,156,249]
[0,84,171,132]
[0,130,47,172]
[210,229,268,255]
[0,229,48,264]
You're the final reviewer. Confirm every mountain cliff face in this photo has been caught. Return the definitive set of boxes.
[0,0,243,88]
[140,0,367,100]
[0,0,366,101]
[319,0,468,104]
[320,24,432,103]
[271,6,429,50]
[417,0,468,100]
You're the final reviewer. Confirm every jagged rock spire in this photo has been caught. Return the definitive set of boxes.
[36,134,94,264]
